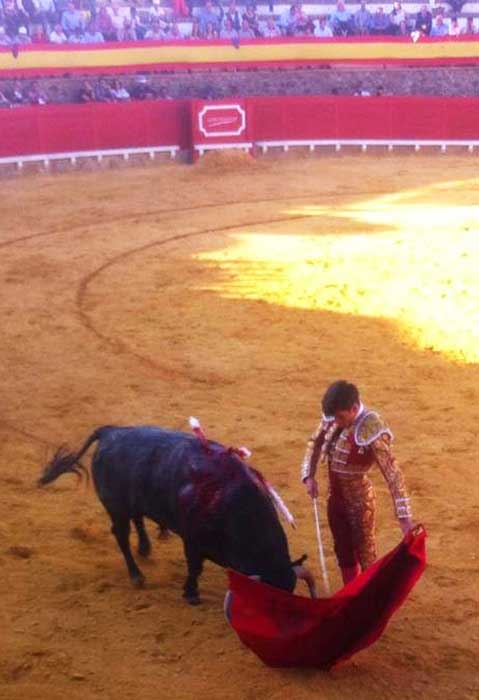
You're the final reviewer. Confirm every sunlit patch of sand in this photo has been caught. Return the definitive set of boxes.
[195,181,479,364]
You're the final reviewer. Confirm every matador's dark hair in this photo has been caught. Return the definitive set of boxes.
[321,380,360,416]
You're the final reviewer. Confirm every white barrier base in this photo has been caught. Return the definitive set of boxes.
[0,145,180,169]
[256,139,479,153]
[194,142,253,157]
[2,140,477,171]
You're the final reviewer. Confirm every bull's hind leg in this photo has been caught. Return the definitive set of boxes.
[133,516,151,558]
[183,540,204,606]
[111,515,146,588]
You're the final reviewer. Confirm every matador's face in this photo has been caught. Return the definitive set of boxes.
[334,401,361,428]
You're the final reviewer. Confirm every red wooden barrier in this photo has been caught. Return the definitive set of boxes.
[0,99,190,157]
[1,96,479,159]
[246,95,479,142]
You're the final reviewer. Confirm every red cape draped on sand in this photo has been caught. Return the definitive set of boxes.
[227,525,426,669]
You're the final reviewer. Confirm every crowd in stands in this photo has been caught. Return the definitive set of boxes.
[0,73,175,105]
[0,0,478,45]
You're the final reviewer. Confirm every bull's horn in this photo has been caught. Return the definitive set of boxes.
[293,564,318,599]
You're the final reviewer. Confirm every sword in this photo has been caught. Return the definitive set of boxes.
[313,498,330,596]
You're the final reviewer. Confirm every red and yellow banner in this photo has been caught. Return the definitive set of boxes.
[1,37,479,77]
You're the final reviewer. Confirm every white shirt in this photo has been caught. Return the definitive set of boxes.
[314,21,333,37]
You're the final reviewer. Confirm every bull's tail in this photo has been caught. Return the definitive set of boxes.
[37,427,106,487]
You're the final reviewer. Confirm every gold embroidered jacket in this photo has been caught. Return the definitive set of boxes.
[301,408,412,521]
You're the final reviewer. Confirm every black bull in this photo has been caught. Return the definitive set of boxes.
[38,425,315,604]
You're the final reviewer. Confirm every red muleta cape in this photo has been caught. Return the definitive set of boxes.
[227,525,426,669]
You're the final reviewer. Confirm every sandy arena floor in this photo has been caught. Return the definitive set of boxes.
[1,152,478,700]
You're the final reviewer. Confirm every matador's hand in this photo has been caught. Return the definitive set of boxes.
[399,518,414,535]
[304,477,319,500]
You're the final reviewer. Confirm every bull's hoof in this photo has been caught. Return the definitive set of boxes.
[138,541,151,558]
[183,592,201,606]
[131,574,146,589]
[157,528,171,541]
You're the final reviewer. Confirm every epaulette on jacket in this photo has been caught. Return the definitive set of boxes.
[354,411,393,447]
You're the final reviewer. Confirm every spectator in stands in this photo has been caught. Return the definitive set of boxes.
[224,0,241,31]
[108,4,126,35]
[111,78,130,100]
[189,17,201,38]
[49,22,67,42]
[279,4,297,35]
[95,77,114,101]
[448,16,461,36]
[0,25,12,44]
[415,4,432,35]
[157,85,172,99]
[203,20,219,38]
[314,14,333,37]
[77,79,96,102]
[8,79,26,104]
[354,1,372,35]
[61,1,84,35]
[262,15,281,37]
[31,25,48,41]
[0,87,11,107]
[129,7,147,40]
[54,0,69,19]
[36,0,57,33]
[118,18,137,41]
[68,25,86,41]
[220,16,239,39]
[15,25,32,42]
[370,6,391,35]
[461,16,477,34]
[18,0,39,26]
[354,83,371,96]
[389,2,406,35]
[397,18,408,35]
[330,1,353,36]
[238,16,255,39]
[430,14,449,35]
[96,5,116,41]
[279,5,294,36]
[83,20,104,42]
[3,0,28,38]
[290,3,314,36]
[198,1,221,35]
[48,83,67,102]
[242,4,261,36]
[149,0,169,27]
[130,75,156,99]
[78,0,93,27]
[169,21,185,39]
[144,18,164,39]
[26,79,48,104]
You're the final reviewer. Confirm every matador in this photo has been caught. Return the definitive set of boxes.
[301,380,414,585]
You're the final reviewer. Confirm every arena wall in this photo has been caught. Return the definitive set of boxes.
[2,95,479,159]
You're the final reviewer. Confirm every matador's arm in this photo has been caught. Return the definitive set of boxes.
[300,416,333,482]
[372,432,413,523]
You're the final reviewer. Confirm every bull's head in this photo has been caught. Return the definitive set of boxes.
[259,556,317,598]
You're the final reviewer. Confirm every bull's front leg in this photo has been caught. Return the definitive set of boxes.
[182,540,204,605]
